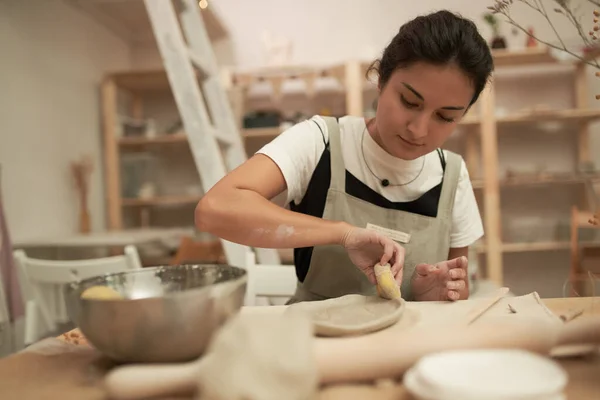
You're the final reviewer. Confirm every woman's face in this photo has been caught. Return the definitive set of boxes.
[372,62,475,160]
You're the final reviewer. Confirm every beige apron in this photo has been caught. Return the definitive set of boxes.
[288,117,461,304]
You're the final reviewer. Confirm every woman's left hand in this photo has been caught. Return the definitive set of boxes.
[411,256,469,301]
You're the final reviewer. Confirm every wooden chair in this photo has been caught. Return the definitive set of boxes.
[243,250,297,306]
[13,245,142,346]
[170,236,227,265]
[569,206,600,296]
[170,236,297,305]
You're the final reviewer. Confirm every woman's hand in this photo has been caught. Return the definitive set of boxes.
[340,227,405,286]
[411,256,469,301]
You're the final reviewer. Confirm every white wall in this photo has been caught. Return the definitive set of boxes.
[129,0,599,69]
[0,0,131,242]
[214,0,493,67]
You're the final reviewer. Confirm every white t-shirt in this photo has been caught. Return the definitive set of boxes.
[257,115,483,248]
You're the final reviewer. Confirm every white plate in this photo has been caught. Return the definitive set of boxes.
[404,349,567,400]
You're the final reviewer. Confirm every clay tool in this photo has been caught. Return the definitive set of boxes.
[464,287,510,325]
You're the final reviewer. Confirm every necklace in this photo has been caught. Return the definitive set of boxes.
[361,124,425,187]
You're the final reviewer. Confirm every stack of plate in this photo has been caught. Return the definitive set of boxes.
[404,349,568,400]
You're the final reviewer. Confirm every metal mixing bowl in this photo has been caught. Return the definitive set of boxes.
[64,264,247,363]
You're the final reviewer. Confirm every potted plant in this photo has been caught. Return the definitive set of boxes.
[483,12,507,49]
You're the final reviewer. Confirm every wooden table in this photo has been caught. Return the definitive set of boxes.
[12,228,193,249]
[0,296,598,400]
[318,296,600,400]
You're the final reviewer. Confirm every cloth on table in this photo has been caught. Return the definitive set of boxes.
[405,291,563,328]
[194,310,318,400]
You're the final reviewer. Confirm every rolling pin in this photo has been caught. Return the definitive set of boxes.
[104,315,600,400]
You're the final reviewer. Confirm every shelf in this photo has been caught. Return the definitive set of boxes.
[492,47,558,67]
[231,64,346,88]
[115,128,284,144]
[497,108,600,126]
[476,240,600,254]
[107,70,203,92]
[122,196,202,207]
[472,174,600,189]
[242,127,283,138]
[240,118,478,140]
[231,48,559,89]
[119,133,188,146]
[502,241,571,253]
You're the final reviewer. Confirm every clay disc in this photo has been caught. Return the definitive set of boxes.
[285,294,405,337]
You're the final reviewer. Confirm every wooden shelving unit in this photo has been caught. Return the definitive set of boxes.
[497,108,600,126]
[472,46,600,285]
[242,127,283,139]
[472,174,600,189]
[118,133,189,147]
[222,47,600,286]
[476,240,600,254]
[102,67,220,230]
[101,44,600,285]
[100,3,228,232]
[491,47,559,66]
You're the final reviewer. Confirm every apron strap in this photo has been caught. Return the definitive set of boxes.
[322,116,346,192]
[436,150,461,220]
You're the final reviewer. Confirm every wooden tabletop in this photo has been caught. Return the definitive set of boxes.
[321,296,600,400]
[361,296,600,400]
[0,296,598,400]
[12,227,193,248]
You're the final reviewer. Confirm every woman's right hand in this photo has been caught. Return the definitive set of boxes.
[340,227,405,286]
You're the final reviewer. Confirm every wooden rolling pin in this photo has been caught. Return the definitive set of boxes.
[104,315,600,400]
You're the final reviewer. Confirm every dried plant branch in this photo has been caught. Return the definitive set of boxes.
[539,0,568,50]
[559,1,594,49]
[519,0,540,13]
[588,0,600,9]
[501,11,598,67]
[488,0,600,69]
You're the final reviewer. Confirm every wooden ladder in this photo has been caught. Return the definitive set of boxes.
[143,0,281,268]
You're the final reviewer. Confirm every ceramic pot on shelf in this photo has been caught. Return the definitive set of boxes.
[491,36,507,49]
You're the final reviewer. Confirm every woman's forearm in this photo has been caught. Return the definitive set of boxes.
[195,188,352,249]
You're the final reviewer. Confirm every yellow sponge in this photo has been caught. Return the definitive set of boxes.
[81,285,123,300]
[374,263,402,300]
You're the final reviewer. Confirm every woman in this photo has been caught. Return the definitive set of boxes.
[196,10,494,303]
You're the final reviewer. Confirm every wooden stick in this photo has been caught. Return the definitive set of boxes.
[559,308,585,323]
[464,287,510,325]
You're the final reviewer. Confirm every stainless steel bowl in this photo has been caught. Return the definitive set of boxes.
[64,264,247,363]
